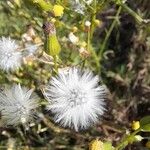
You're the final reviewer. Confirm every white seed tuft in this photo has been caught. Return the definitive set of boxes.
[43,67,107,131]
[0,84,39,126]
[0,37,22,72]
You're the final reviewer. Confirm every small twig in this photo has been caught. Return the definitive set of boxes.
[115,128,141,150]
[20,43,43,52]
[38,113,70,134]
[36,51,54,65]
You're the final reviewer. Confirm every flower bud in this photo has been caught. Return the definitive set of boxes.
[81,41,87,47]
[43,22,61,56]
[53,5,64,17]
[43,22,56,35]
[89,139,104,150]
[51,18,56,23]
[72,26,78,33]
[94,19,102,27]
[132,121,140,130]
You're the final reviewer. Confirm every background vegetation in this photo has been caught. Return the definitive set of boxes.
[0,0,150,149]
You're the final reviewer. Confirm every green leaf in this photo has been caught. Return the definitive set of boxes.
[140,116,150,125]
[141,124,150,132]
[103,142,114,150]
[140,116,150,132]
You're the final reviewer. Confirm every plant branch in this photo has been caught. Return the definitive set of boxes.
[98,6,121,72]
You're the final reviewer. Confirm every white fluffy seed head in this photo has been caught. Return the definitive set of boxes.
[0,37,22,72]
[43,67,107,131]
[0,84,39,126]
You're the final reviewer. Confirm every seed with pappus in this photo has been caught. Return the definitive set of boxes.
[0,37,22,72]
[0,84,39,126]
[43,67,107,131]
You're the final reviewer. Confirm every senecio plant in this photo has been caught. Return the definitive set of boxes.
[0,0,150,149]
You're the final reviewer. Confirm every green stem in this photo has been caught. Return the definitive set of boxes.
[98,6,121,71]
[119,2,143,23]
[90,0,97,39]
[86,0,100,72]
[54,55,58,73]
[82,1,94,12]
[115,128,141,150]
[87,28,91,52]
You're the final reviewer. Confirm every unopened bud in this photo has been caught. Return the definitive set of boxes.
[43,22,56,35]
[132,121,140,130]
[94,19,102,27]
[72,26,78,33]
[43,22,61,56]
[85,21,91,27]
[89,139,104,150]
[81,41,87,47]
[53,5,64,17]
[51,18,56,23]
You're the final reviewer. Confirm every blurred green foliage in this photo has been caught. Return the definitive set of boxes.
[0,0,150,149]
[0,0,43,38]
